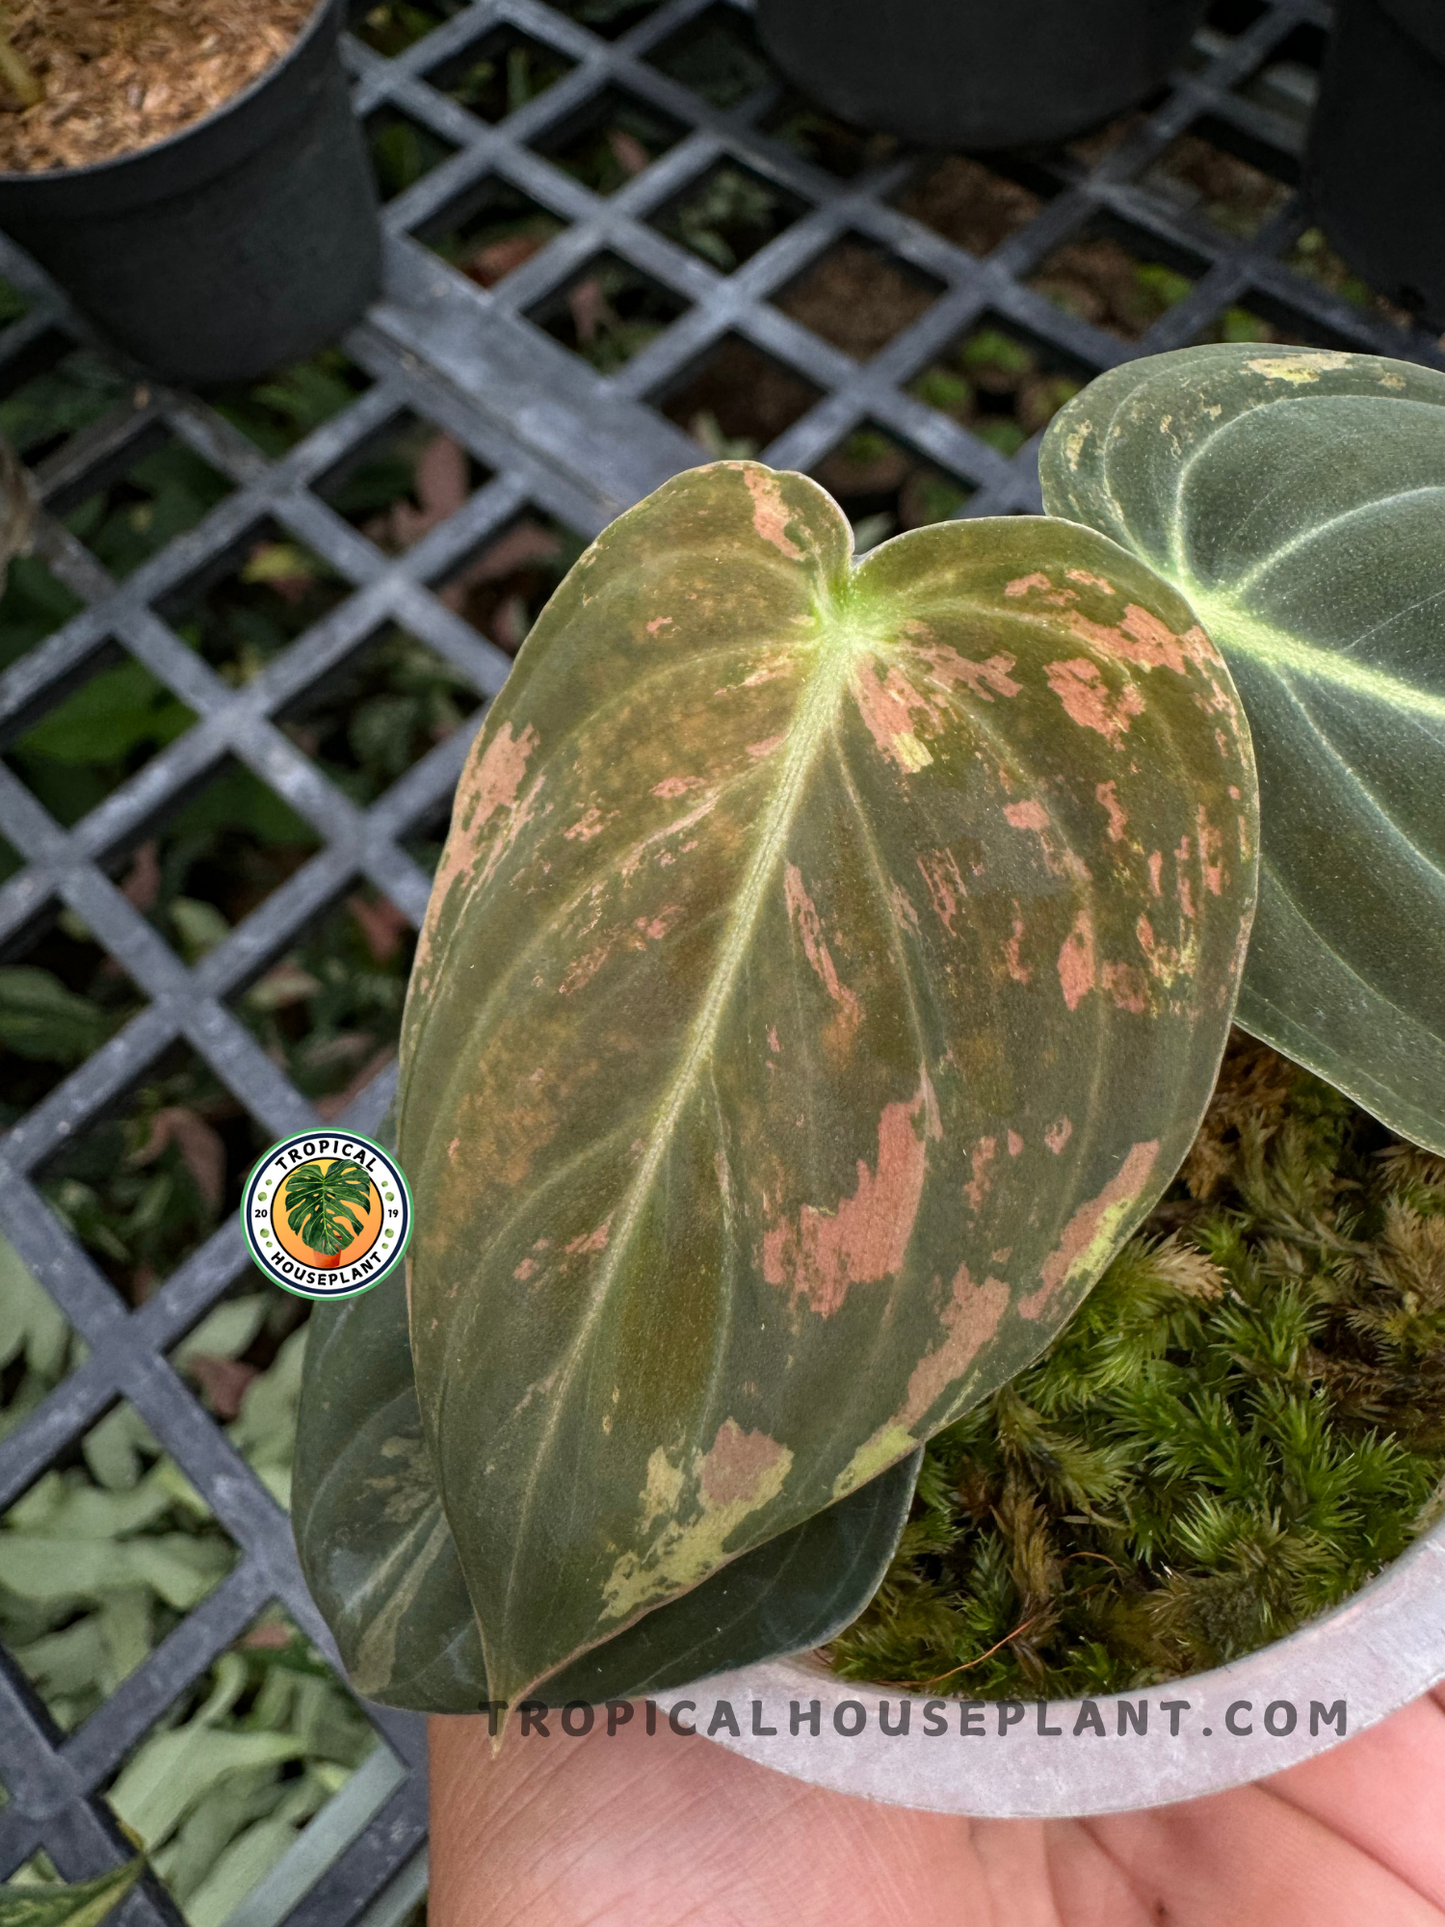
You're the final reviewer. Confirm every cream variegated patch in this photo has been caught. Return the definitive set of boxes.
[601,1422,794,1623]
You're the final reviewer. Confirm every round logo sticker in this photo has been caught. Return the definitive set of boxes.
[241,1132,411,1300]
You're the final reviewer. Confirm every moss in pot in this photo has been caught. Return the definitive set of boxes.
[293,344,1445,1815]
[830,1031,1445,1702]
[0,0,380,385]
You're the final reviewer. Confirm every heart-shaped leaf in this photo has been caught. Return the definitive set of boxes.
[292,1262,922,1710]
[396,461,1258,1709]
[1040,344,1445,1153]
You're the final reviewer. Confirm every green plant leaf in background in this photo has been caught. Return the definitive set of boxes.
[292,1260,921,1711]
[0,1232,71,1393]
[16,661,192,766]
[0,1857,143,1927]
[395,459,1259,1709]
[101,1637,375,1927]
[282,1161,372,1258]
[1040,344,1445,1155]
[0,968,112,1064]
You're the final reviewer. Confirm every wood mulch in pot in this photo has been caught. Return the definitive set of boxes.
[0,0,317,174]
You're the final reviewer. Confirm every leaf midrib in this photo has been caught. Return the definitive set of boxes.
[1182,582,1445,727]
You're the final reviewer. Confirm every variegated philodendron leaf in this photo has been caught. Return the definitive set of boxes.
[397,461,1258,1709]
[1040,343,1445,1154]
[292,1263,920,1710]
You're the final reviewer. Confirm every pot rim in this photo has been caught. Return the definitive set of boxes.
[654,1507,1445,1817]
[0,0,334,186]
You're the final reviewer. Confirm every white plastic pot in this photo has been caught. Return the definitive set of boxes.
[656,1515,1445,1815]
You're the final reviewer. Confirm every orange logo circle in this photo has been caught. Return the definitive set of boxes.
[242,1133,411,1298]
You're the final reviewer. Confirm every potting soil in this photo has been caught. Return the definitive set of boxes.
[0,0,317,173]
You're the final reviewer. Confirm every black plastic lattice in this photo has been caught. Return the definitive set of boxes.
[1,0,1442,1922]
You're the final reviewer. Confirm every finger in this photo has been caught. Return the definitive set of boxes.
[428,1711,1147,1927]
[1085,1770,1445,1927]
[1256,1691,1445,1910]
[429,1712,962,1927]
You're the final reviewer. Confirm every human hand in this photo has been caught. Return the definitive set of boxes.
[428,1687,1445,1925]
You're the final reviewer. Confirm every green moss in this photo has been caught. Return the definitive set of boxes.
[829,1034,1445,1699]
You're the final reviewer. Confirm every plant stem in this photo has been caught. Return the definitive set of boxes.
[0,23,40,110]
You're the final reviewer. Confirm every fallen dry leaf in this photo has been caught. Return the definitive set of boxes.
[365,433,471,550]
[607,128,650,178]
[415,433,470,522]
[439,518,563,615]
[131,1106,226,1213]
[567,276,612,345]
[238,1620,293,1649]
[120,841,161,913]
[185,1352,260,1421]
[464,233,547,289]
[347,893,411,963]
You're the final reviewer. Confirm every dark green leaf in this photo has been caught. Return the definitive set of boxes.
[0,352,128,459]
[292,1262,922,1710]
[0,557,84,673]
[16,662,193,765]
[396,460,1258,1705]
[165,767,312,845]
[1040,344,1445,1153]
[0,968,110,1063]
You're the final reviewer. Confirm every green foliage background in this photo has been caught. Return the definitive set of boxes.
[0,1273,379,1927]
[0,329,433,1924]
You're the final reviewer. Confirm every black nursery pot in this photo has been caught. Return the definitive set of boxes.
[1306,0,1445,326]
[754,0,1209,150]
[0,0,381,386]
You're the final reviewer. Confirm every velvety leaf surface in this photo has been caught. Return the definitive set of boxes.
[0,1859,144,1927]
[292,1263,921,1711]
[293,1267,480,1714]
[397,460,1258,1707]
[1040,344,1445,1154]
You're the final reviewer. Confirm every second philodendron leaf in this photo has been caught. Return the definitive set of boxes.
[292,1261,921,1712]
[1040,343,1445,1154]
[398,460,1258,1710]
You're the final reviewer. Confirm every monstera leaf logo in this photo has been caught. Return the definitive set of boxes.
[284,1159,373,1268]
[242,1131,410,1300]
